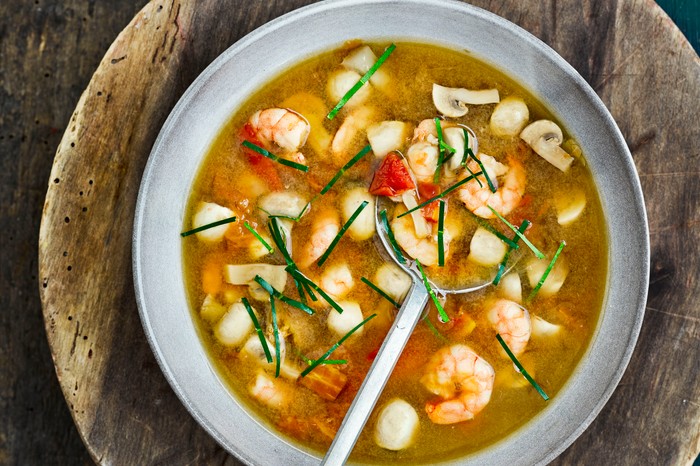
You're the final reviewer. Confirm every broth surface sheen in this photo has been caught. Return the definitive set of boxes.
[182,42,607,464]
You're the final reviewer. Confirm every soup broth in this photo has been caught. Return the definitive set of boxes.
[183,42,607,463]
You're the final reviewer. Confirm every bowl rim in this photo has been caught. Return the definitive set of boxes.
[133,0,649,464]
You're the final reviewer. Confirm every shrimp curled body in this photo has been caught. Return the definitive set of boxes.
[420,345,495,424]
[488,299,531,356]
[248,108,310,155]
[297,208,340,269]
[458,154,525,219]
[391,212,452,267]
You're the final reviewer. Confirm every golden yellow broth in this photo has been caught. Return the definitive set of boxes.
[183,42,607,463]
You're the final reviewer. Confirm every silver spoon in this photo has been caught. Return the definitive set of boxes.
[322,197,492,465]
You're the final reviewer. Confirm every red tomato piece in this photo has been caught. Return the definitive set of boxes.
[239,124,284,191]
[418,182,441,223]
[368,151,416,196]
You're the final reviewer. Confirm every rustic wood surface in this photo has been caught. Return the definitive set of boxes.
[3,0,695,464]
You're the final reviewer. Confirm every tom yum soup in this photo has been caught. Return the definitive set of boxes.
[182,42,607,463]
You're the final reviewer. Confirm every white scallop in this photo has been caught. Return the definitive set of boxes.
[192,202,234,243]
[374,398,419,450]
[327,301,364,337]
[341,187,376,240]
[214,302,254,346]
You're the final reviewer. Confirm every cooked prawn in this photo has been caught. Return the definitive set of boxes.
[457,154,525,218]
[420,345,495,424]
[297,208,340,268]
[391,210,452,267]
[320,262,354,299]
[405,119,440,183]
[248,108,310,153]
[488,299,531,356]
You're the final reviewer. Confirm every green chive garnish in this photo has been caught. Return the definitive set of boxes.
[528,241,566,301]
[460,129,482,188]
[437,199,446,267]
[327,43,396,120]
[242,140,309,172]
[415,259,449,323]
[180,216,236,237]
[468,148,496,193]
[242,297,272,364]
[496,333,549,401]
[320,145,371,195]
[318,359,347,365]
[286,266,345,315]
[269,293,281,377]
[361,277,399,307]
[317,200,369,267]
[254,275,314,314]
[434,118,446,184]
[493,220,530,285]
[423,316,449,343]
[379,209,406,264]
[267,218,295,266]
[487,206,544,259]
[464,209,519,250]
[301,314,377,377]
[243,221,274,254]
[397,171,483,218]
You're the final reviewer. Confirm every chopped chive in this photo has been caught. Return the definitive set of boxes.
[242,298,273,364]
[180,216,236,237]
[527,241,566,301]
[469,150,496,193]
[318,359,347,365]
[397,171,484,218]
[299,278,318,302]
[423,316,449,343]
[361,277,399,308]
[415,259,449,323]
[243,221,274,254]
[301,314,377,377]
[434,118,446,184]
[464,209,519,250]
[437,199,446,267]
[268,293,281,377]
[493,220,530,285]
[487,206,544,259]
[440,140,457,158]
[242,140,309,172]
[320,145,371,195]
[296,350,314,366]
[286,266,345,315]
[327,43,396,120]
[317,200,369,267]
[460,129,483,188]
[254,275,314,314]
[379,209,406,264]
[267,218,295,267]
[496,334,549,401]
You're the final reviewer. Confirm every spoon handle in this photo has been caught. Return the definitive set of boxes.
[321,280,430,466]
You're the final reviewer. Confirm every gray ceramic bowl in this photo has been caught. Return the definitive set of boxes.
[133,0,649,464]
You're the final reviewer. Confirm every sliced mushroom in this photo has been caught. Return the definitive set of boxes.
[489,96,530,137]
[432,84,500,117]
[520,120,574,172]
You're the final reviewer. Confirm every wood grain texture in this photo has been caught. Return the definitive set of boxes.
[33,0,699,465]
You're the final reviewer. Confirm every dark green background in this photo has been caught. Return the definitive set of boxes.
[658,0,700,51]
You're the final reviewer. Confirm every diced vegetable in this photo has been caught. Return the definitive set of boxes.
[327,301,365,336]
[367,121,410,158]
[200,294,227,324]
[526,255,569,298]
[214,302,254,346]
[340,187,376,240]
[369,151,416,196]
[468,227,508,266]
[489,96,530,137]
[531,315,562,337]
[237,172,269,199]
[191,202,235,242]
[554,188,587,225]
[374,398,419,450]
[327,69,370,109]
[224,264,288,302]
[201,260,223,295]
[375,262,412,302]
[300,363,348,401]
[341,45,390,91]
[498,272,522,303]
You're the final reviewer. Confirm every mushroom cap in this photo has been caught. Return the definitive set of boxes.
[432,84,500,118]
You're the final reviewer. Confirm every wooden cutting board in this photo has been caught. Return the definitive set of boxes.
[37,1,700,464]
